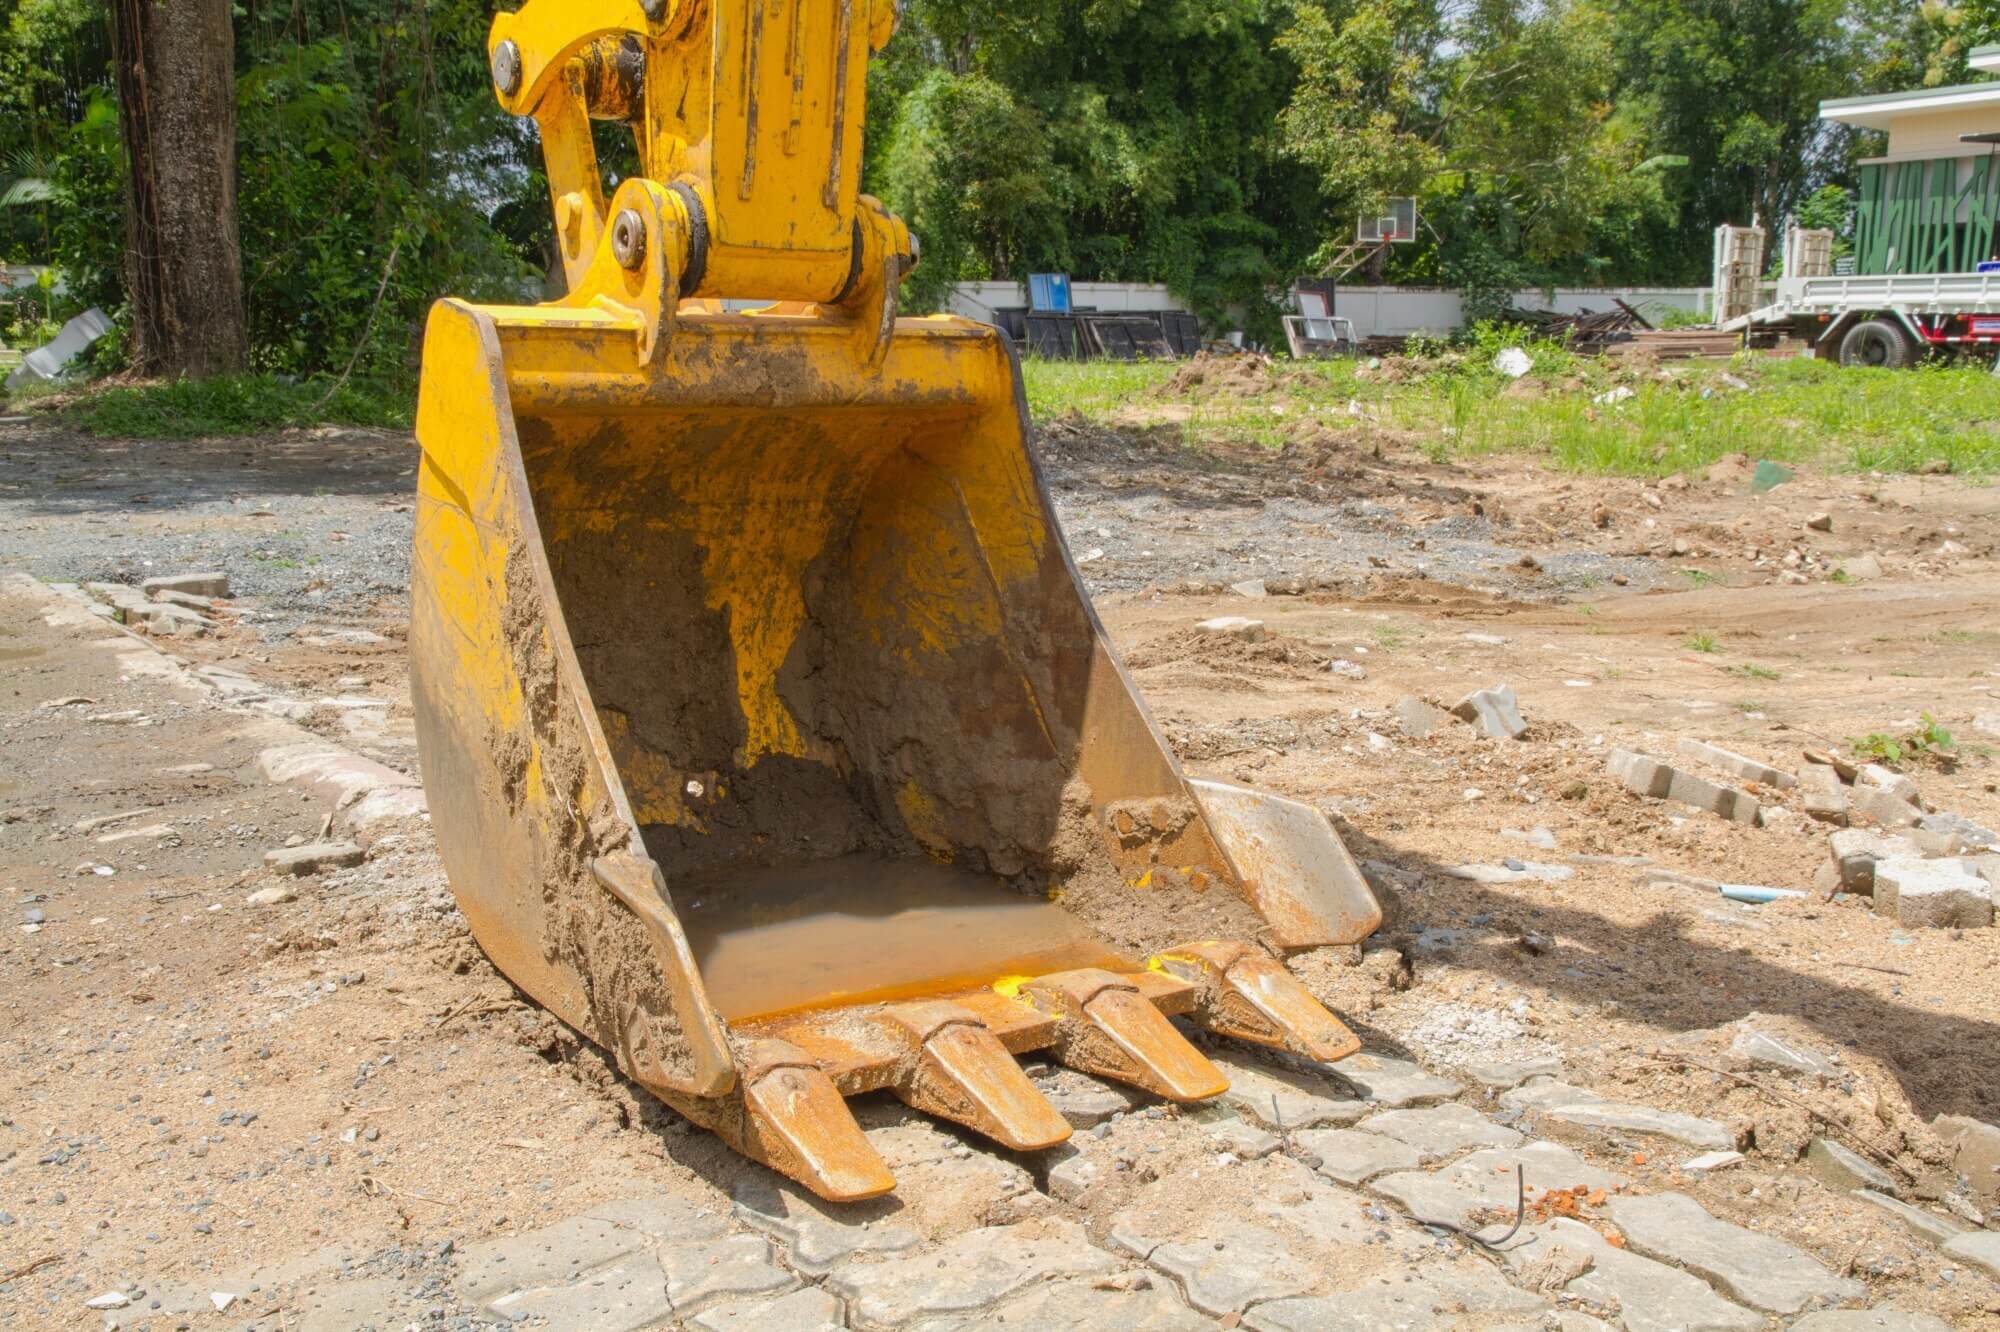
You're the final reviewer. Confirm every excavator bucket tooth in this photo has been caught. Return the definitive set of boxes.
[881,1002,1072,1151]
[1022,970,1229,1102]
[410,0,1384,1198]
[1155,942,1362,1064]
[729,1044,896,1203]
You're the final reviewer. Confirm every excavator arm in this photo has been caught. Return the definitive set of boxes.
[410,0,1382,1202]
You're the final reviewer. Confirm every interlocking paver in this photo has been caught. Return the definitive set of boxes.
[692,1286,845,1332]
[1210,1052,1369,1130]
[1294,1127,1422,1184]
[1327,1052,1462,1107]
[733,1176,923,1276]
[1356,1102,1524,1159]
[1372,1142,1625,1232]
[487,1251,673,1331]
[1500,1079,1735,1150]
[1789,1312,1954,1332]
[1500,1217,1762,1332]
[660,1233,798,1316]
[1606,1192,1864,1314]
[904,1276,1209,1331]
[1147,1220,1314,1315]
[1245,1261,1548,1331]
[826,1221,1116,1329]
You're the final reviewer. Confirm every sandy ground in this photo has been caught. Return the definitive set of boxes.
[2,394,1999,1328]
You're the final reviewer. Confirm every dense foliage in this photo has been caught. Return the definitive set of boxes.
[1,0,1996,371]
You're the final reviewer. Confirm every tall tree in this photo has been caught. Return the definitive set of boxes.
[109,0,246,376]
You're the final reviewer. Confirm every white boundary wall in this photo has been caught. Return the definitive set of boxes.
[945,281,1713,338]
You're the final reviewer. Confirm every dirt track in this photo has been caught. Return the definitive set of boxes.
[2,404,1999,1329]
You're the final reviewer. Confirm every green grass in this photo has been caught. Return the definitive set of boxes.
[1022,351,2000,478]
[13,373,413,440]
[1730,663,1781,681]
[1685,631,1721,654]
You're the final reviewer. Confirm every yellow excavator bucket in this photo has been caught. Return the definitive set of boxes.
[412,0,1382,1202]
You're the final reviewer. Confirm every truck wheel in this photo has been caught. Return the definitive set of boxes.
[1839,319,1916,369]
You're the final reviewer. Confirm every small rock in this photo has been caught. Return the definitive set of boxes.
[1326,659,1366,680]
[1197,617,1266,643]
[263,842,367,877]
[1836,553,1883,582]
[141,572,230,599]
[247,885,298,907]
[1805,513,1833,532]
[1682,1150,1746,1173]
[1394,696,1452,739]
[1230,579,1269,600]
[1804,1137,1898,1195]
[86,1293,132,1310]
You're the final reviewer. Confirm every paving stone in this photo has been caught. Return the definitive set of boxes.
[1500,1218,1762,1332]
[1210,1052,1369,1130]
[1453,684,1529,739]
[458,1215,658,1304]
[1874,857,1994,929]
[1464,1055,1564,1089]
[1853,1190,1977,1246]
[1356,1102,1523,1159]
[1607,749,1760,825]
[587,1196,735,1242]
[732,1176,922,1277]
[1202,1116,1282,1159]
[1326,1052,1462,1107]
[1943,1229,2000,1281]
[1197,616,1268,642]
[1499,1079,1736,1150]
[1029,1065,1143,1127]
[1448,860,1574,884]
[658,1233,796,1315]
[1372,1142,1625,1232]
[1804,1137,1898,1194]
[1728,1022,1841,1078]
[1802,765,1852,826]
[1246,1262,1548,1332]
[1788,1312,1953,1332]
[1853,786,1922,830]
[263,840,367,877]
[141,571,229,599]
[1605,1191,1863,1314]
[1933,1113,2000,1200]
[1856,764,1921,806]
[1293,1127,1422,1184]
[291,1276,408,1332]
[692,1286,844,1332]
[1677,739,1797,788]
[1396,696,1454,739]
[1046,1147,1107,1202]
[1922,811,1998,849]
[1827,830,1921,896]
[905,1276,1208,1332]
[487,1250,673,1331]
[1251,1167,1393,1248]
[1147,1220,1314,1315]
[827,1221,1116,1329]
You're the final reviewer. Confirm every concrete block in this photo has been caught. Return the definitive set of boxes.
[1874,858,1994,930]
[1853,786,1922,830]
[1676,739,1797,789]
[1799,764,1850,826]
[1826,829,1921,896]
[1196,616,1266,643]
[264,842,367,877]
[1607,749,1760,825]
[142,572,230,599]
[1856,763,1920,806]
[1452,684,1528,739]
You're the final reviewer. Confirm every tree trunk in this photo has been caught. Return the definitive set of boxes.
[111,0,247,377]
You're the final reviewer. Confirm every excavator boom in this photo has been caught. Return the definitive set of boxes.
[412,0,1382,1201]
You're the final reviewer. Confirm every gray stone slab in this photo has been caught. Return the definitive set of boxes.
[1327,1052,1462,1107]
[285,1277,406,1332]
[1372,1142,1625,1232]
[1465,1055,1564,1089]
[692,1286,845,1332]
[264,840,367,876]
[1210,1053,1370,1130]
[905,1276,1209,1332]
[457,1215,657,1305]
[1147,1220,1314,1316]
[1804,1137,1897,1194]
[1294,1127,1423,1184]
[1047,1147,1108,1202]
[827,1222,1116,1329]
[487,1251,673,1332]
[660,1234,797,1316]
[1728,1024,1841,1079]
[1246,1263,1547,1332]
[1789,1312,1954,1332]
[733,1176,923,1277]
[1500,1079,1735,1150]
[1677,739,1797,788]
[1397,696,1454,739]
[1203,1116,1283,1159]
[1030,1066,1144,1127]
[1500,1218,1762,1332]
[1854,1190,1977,1246]
[1943,1229,2000,1281]
[1252,1171,1390,1249]
[1934,1113,2000,1201]
[1605,1191,1864,1314]
[1356,1102,1523,1159]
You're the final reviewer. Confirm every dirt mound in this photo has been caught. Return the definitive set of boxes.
[1157,352,1293,399]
